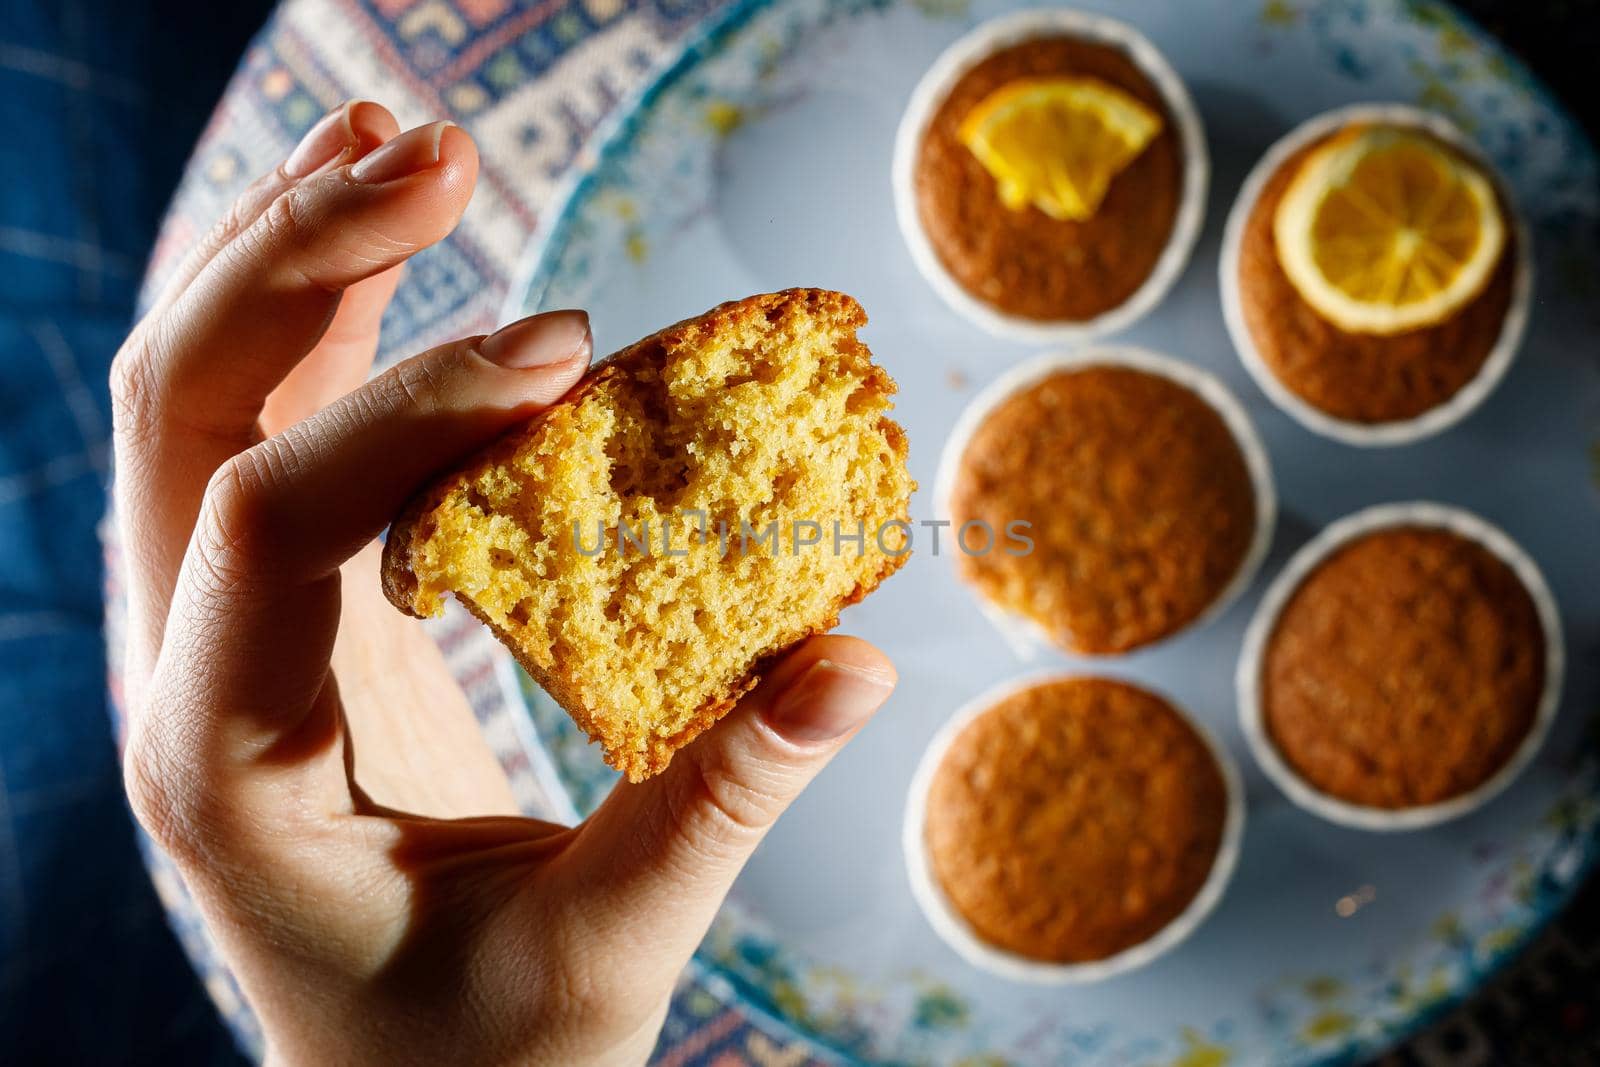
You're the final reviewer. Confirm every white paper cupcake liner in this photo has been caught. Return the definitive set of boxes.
[1218,103,1534,447]
[1236,501,1565,831]
[903,671,1246,984]
[891,9,1208,343]
[933,346,1277,660]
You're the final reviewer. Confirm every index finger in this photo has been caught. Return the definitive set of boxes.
[130,312,591,845]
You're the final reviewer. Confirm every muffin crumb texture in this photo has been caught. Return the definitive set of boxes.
[924,678,1227,963]
[950,366,1256,654]
[383,290,913,781]
[1263,527,1544,808]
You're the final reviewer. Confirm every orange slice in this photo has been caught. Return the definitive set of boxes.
[1273,126,1505,335]
[958,76,1163,222]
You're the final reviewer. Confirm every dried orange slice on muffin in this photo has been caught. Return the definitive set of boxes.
[901,20,1200,329]
[1273,125,1505,336]
[958,76,1163,221]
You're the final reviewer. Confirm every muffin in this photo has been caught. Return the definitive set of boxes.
[1222,105,1531,445]
[905,676,1242,980]
[1238,503,1562,830]
[893,10,1206,340]
[382,290,914,781]
[938,349,1273,656]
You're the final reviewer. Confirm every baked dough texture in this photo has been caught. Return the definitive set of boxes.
[382,290,914,781]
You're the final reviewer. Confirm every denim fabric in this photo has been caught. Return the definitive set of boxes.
[0,1,266,1061]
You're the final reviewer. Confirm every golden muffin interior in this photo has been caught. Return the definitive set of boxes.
[382,290,913,780]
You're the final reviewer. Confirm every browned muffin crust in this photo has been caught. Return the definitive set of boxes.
[925,678,1227,963]
[1237,128,1516,423]
[914,37,1183,321]
[1263,527,1544,808]
[949,366,1256,654]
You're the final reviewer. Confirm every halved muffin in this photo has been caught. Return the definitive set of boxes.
[383,290,914,781]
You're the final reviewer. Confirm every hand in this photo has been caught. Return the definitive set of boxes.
[112,101,898,1066]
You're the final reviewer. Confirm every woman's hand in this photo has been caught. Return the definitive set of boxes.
[112,101,897,1066]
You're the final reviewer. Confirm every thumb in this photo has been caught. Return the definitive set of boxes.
[565,635,895,956]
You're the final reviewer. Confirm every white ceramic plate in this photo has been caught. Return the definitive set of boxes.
[503,0,1600,1063]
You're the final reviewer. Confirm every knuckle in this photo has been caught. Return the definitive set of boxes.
[109,329,162,433]
[384,349,459,414]
[122,727,205,859]
[534,926,651,1048]
[545,952,618,1028]
[222,175,273,235]
[194,452,280,589]
[110,315,233,448]
[191,191,258,270]
[258,185,307,251]
[669,747,781,859]
[238,186,326,290]
[122,736,172,839]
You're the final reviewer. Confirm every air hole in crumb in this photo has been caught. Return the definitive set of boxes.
[610,461,638,495]
[489,548,516,570]
[844,383,877,415]
[723,347,782,388]
[771,466,802,504]
[606,378,693,504]
[508,598,534,626]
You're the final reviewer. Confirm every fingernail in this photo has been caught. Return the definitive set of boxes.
[284,103,357,179]
[349,120,454,184]
[478,310,592,369]
[766,659,895,743]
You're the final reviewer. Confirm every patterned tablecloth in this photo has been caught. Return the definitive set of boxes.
[146,0,723,357]
[134,2,1600,1065]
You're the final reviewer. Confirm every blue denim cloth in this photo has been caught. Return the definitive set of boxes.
[0,1,263,1061]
